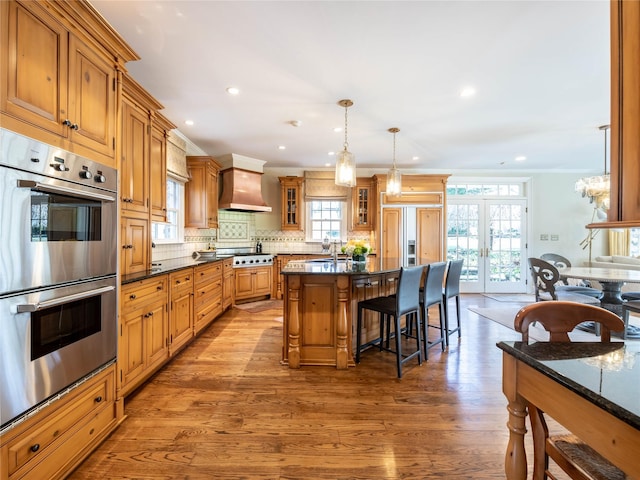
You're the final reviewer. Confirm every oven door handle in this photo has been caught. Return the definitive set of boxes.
[17,286,115,313]
[17,180,116,203]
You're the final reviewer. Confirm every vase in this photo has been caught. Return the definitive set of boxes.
[352,254,367,263]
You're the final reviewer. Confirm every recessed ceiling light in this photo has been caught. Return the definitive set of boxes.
[184,120,194,126]
[412,156,420,161]
[328,151,335,156]
[290,120,302,127]
[226,87,240,95]
[515,155,526,161]
[278,145,286,150]
[460,86,476,98]
[325,163,331,167]
[333,127,342,133]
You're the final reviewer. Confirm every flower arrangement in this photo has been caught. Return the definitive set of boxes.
[341,239,370,257]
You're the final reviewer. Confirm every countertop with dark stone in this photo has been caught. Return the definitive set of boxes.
[497,341,640,430]
[121,256,225,285]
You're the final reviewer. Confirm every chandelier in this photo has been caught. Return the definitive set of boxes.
[334,99,356,187]
[575,125,610,211]
[386,127,402,197]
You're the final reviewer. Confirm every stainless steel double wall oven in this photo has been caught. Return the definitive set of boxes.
[0,129,118,429]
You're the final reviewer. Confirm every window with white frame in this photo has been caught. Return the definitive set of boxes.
[305,200,347,242]
[152,176,185,243]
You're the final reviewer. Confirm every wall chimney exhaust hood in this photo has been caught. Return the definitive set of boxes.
[217,154,272,212]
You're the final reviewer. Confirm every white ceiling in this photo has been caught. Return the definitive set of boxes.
[92,0,610,173]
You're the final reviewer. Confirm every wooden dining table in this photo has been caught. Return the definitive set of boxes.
[498,341,640,480]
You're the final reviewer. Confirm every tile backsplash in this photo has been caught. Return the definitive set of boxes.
[152,210,371,261]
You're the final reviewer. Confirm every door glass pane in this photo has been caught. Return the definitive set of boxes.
[488,204,522,283]
[447,204,479,282]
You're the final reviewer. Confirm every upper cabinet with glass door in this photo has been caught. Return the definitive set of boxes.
[352,177,375,231]
[279,177,304,231]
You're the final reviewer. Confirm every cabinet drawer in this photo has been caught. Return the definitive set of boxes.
[169,268,194,294]
[121,276,167,311]
[15,405,116,480]
[5,366,114,477]
[194,282,222,308]
[195,262,222,287]
[194,297,223,330]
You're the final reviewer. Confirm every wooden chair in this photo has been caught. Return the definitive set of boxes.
[528,258,602,303]
[514,301,626,480]
[356,265,424,378]
[540,253,600,292]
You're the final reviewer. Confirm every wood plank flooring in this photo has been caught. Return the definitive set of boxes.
[69,294,535,479]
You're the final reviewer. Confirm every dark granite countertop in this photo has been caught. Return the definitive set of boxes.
[121,256,224,285]
[281,258,399,275]
[497,341,640,430]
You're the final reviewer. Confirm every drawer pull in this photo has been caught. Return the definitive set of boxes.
[157,285,163,291]
[130,294,137,300]
[30,444,40,453]
[175,280,181,284]
[94,396,103,403]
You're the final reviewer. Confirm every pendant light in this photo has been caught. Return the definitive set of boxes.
[386,127,402,197]
[574,124,610,211]
[335,99,356,187]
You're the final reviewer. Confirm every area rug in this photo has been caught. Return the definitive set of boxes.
[234,299,283,313]
[467,305,639,342]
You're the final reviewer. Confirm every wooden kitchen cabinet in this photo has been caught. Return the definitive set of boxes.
[0,0,136,168]
[416,207,443,265]
[0,363,117,480]
[222,258,234,309]
[193,261,223,334]
[381,208,403,270]
[352,177,375,231]
[186,156,221,229]
[121,75,175,217]
[235,266,272,303]
[279,177,304,230]
[120,216,149,276]
[119,276,169,397]
[149,116,173,222]
[169,268,194,355]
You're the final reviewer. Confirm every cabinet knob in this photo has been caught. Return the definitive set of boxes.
[30,444,40,453]
[94,396,103,403]
[157,285,163,291]
[130,294,137,300]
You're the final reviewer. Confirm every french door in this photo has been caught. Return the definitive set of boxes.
[447,198,527,293]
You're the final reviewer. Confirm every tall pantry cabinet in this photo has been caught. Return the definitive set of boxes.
[120,74,176,276]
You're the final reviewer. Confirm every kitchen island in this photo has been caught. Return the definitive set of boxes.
[281,258,402,369]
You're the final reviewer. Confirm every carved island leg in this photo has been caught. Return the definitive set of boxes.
[502,352,528,480]
[287,275,301,368]
[335,275,350,369]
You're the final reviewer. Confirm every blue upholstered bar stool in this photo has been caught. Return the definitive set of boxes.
[356,265,424,378]
[420,261,447,358]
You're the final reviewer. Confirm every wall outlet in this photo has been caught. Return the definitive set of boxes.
[540,234,549,241]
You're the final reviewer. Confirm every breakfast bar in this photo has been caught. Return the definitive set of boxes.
[281,258,401,369]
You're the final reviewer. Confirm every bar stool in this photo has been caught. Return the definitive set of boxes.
[442,259,464,345]
[419,261,447,358]
[356,265,424,378]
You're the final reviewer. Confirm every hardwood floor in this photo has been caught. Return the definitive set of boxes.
[69,294,531,479]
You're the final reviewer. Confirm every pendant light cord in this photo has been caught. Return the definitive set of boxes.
[343,105,349,151]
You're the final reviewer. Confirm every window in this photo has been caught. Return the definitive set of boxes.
[152,176,184,243]
[305,200,346,242]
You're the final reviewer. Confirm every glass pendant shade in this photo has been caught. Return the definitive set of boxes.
[386,165,402,197]
[575,125,610,211]
[335,148,356,187]
[386,127,402,197]
[335,99,356,187]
